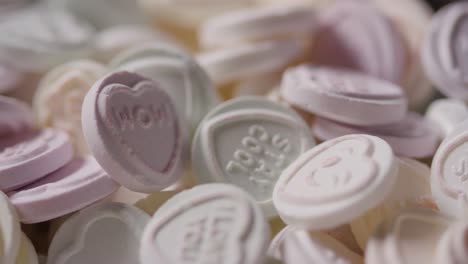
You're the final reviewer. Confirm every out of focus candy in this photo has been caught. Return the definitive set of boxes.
[47,202,150,264]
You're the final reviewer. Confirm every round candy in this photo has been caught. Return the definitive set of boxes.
[111,44,219,133]
[0,191,21,264]
[0,6,95,72]
[197,39,302,85]
[33,60,107,155]
[422,2,468,100]
[199,4,316,48]
[281,229,363,264]
[192,97,315,217]
[310,0,408,84]
[140,183,270,264]
[431,120,468,218]
[47,202,150,264]
[0,129,73,191]
[273,134,398,229]
[371,0,434,110]
[81,71,187,193]
[9,156,119,223]
[365,209,459,264]
[350,158,433,250]
[0,95,33,137]
[281,65,408,126]
[93,25,182,63]
[426,99,468,138]
[312,112,440,158]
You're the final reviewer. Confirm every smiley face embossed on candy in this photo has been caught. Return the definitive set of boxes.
[82,71,186,193]
[140,184,269,264]
[192,97,314,217]
[273,134,398,229]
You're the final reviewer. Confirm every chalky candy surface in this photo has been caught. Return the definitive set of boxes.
[0,129,73,191]
[47,202,150,264]
[312,112,440,158]
[140,184,269,264]
[33,60,107,155]
[273,134,398,229]
[431,120,468,218]
[280,65,407,126]
[82,71,186,193]
[192,97,315,217]
[311,0,408,84]
[112,43,219,133]
[9,156,119,224]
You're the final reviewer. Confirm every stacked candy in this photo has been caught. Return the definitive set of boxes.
[0,0,467,264]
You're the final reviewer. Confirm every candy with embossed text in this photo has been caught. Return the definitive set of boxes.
[273,134,398,229]
[431,119,468,219]
[82,71,187,193]
[140,184,270,264]
[192,97,315,217]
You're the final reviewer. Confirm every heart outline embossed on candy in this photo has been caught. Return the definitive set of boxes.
[82,71,185,193]
[99,81,179,175]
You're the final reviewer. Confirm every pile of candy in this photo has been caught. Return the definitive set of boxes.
[0,0,467,263]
